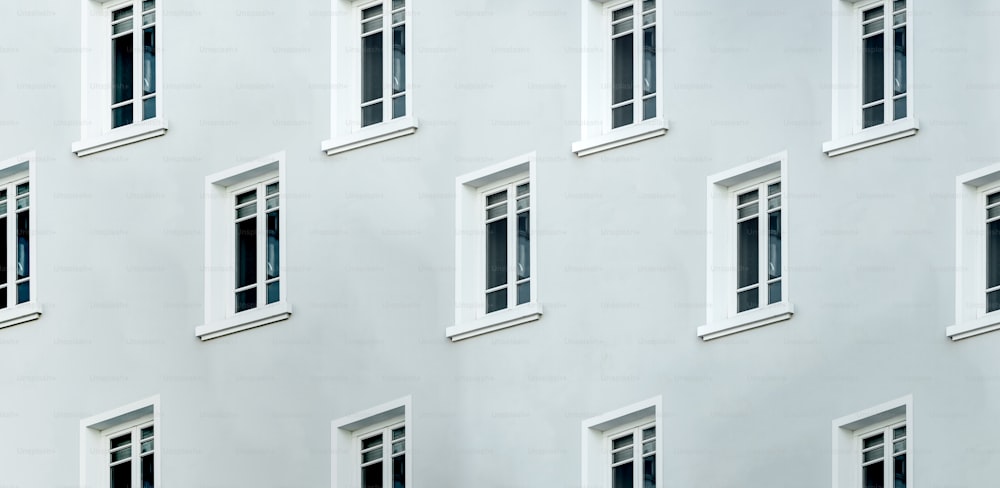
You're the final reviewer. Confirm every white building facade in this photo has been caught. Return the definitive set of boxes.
[0,0,997,486]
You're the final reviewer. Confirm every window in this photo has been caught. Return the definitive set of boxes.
[80,396,160,488]
[75,0,166,157]
[0,152,40,331]
[832,395,911,488]
[574,0,666,157]
[823,0,916,157]
[332,396,411,488]
[700,151,792,340]
[582,397,661,488]
[449,152,541,341]
[198,152,290,340]
[947,163,1000,340]
[322,0,417,156]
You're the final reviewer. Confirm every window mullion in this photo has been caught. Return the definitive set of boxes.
[632,1,642,125]
[6,183,13,306]
[758,183,768,306]
[382,429,390,488]
[257,182,267,308]
[131,427,140,487]
[883,0,892,123]
[382,0,392,124]
[507,182,517,308]
[132,0,142,121]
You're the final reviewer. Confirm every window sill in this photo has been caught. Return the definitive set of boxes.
[196,302,292,341]
[72,118,169,157]
[446,302,543,342]
[822,117,919,157]
[697,302,794,341]
[946,314,1000,341]
[321,116,418,156]
[0,302,42,331]
[571,118,668,157]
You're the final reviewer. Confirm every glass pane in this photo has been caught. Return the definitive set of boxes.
[517,282,530,306]
[361,461,383,488]
[236,288,256,313]
[112,102,133,128]
[487,190,507,206]
[140,439,154,453]
[862,18,884,35]
[266,182,279,196]
[110,461,132,488]
[612,435,634,450]
[362,18,381,33]
[737,218,759,288]
[643,96,656,120]
[112,34,133,104]
[893,12,905,26]
[16,209,28,280]
[16,183,28,196]
[643,28,655,96]
[863,460,885,488]
[485,219,507,289]
[768,182,780,195]
[113,7,133,21]
[893,0,905,12]
[864,446,885,463]
[612,104,633,129]
[141,426,154,439]
[0,286,7,310]
[266,196,279,210]
[16,282,28,304]
[612,447,633,463]
[393,454,405,488]
[863,104,884,129]
[768,196,781,210]
[362,434,383,449]
[362,447,383,463]
[266,282,279,305]
[643,454,655,488]
[15,196,27,210]
[612,462,633,488]
[642,427,655,440]
[393,0,405,9]
[768,210,781,279]
[893,27,906,96]
[362,32,383,103]
[236,190,257,205]
[863,6,884,21]
[143,96,156,120]
[141,453,154,488]
[642,440,655,454]
[517,211,529,280]
[894,453,906,488]
[987,289,1000,313]
[143,0,155,12]
[768,281,781,305]
[111,433,131,449]
[362,102,383,127]
[111,447,131,463]
[486,203,507,220]
[392,440,404,454]
[393,26,405,94]
[142,12,154,25]
[362,4,383,19]
[737,202,759,219]
[612,34,634,105]
[392,95,406,119]
[737,288,758,313]
[143,27,155,96]
[862,33,884,105]
[0,217,6,286]
[486,289,507,313]
[392,427,405,440]
[236,218,257,288]
[643,0,655,12]
[236,202,256,219]
[392,11,404,23]
[112,18,134,35]
[516,183,529,196]
[893,426,906,439]
[893,97,906,120]
[516,196,529,211]
[863,434,885,449]
[893,439,906,453]
[642,12,655,25]
[988,221,1000,289]
[266,211,279,279]
[612,6,633,21]
[738,190,759,205]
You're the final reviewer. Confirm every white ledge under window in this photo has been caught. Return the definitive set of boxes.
[822,117,919,157]
[697,301,794,341]
[446,302,543,342]
[195,301,291,341]
[321,116,418,156]
[571,118,668,157]
[71,118,168,157]
[0,303,42,331]
[946,315,1000,341]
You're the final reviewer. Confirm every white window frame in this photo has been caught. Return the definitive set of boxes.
[947,163,1000,340]
[582,396,663,488]
[332,396,412,488]
[699,151,792,340]
[0,152,41,331]
[832,395,912,488]
[198,152,290,341]
[74,0,167,157]
[228,177,281,316]
[823,0,916,157]
[80,395,161,488]
[322,0,417,156]
[573,0,667,157]
[449,152,541,342]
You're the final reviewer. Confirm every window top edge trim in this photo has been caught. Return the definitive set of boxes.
[206,152,285,187]
[958,162,1000,188]
[832,394,912,430]
[81,395,160,430]
[0,152,33,173]
[332,395,412,431]
[457,154,535,188]
[708,151,787,187]
[582,396,662,431]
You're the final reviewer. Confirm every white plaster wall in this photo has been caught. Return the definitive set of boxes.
[0,0,998,486]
